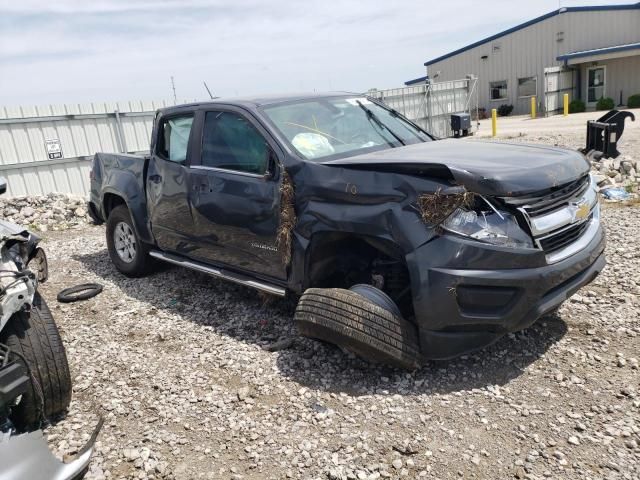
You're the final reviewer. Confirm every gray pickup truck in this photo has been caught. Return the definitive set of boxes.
[88,93,605,368]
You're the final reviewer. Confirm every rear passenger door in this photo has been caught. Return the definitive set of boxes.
[188,108,285,280]
[146,112,197,253]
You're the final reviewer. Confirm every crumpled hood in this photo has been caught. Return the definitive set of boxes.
[323,139,590,196]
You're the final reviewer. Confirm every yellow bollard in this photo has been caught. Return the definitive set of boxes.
[491,108,497,137]
[531,96,536,119]
[563,93,569,116]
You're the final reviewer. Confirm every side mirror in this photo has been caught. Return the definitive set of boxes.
[0,177,7,196]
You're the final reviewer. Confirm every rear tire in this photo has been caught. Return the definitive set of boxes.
[1,292,72,430]
[295,288,422,369]
[106,204,154,277]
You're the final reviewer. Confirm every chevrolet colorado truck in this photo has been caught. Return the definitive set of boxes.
[88,93,605,369]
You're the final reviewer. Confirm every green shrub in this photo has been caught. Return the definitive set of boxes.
[628,94,640,108]
[497,104,513,116]
[596,97,615,110]
[569,99,586,113]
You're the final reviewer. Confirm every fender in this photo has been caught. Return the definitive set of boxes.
[96,152,154,245]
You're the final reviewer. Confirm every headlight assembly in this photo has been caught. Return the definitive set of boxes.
[441,200,534,249]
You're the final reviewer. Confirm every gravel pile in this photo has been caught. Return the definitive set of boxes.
[0,193,90,231]
[591,155,639,191]
[35,203,639,480]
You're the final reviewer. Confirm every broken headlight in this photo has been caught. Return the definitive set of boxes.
[442,206,534,249]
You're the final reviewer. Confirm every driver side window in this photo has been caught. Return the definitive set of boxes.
[202,111,269,175]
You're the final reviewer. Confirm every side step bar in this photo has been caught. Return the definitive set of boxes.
[149,251,286,297]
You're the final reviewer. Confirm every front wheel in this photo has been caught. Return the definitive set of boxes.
[295,288,422,369]
[1,292,72,430]
[106,205,154,277]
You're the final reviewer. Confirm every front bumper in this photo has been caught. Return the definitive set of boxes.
[408,222,605,360]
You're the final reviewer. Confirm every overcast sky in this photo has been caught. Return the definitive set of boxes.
[0,0,634,107]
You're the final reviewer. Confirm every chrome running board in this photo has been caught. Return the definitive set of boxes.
[149,251,286,297]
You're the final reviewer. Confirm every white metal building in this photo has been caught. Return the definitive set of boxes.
[405,3,640,115]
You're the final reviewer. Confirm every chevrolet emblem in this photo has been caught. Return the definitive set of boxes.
[573,201,590,221]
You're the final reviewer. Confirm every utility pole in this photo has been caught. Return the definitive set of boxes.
[170,76,177,104]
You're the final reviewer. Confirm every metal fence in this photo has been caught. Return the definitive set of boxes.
[368,76,478,138]
[0,100,176,197]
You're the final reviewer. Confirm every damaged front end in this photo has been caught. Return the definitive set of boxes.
[0,220,50,331]
[287,139,604,359]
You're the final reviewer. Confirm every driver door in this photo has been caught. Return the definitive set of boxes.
[188,108,286,280]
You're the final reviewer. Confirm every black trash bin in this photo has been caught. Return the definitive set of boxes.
[451,113,471,138]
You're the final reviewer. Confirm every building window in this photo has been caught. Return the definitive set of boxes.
[517,77,537,97]
[490,80,508,101]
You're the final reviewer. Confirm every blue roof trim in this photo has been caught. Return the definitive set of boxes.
[422,2,640,67]
[404,76,428,86]
[557,42,640,61]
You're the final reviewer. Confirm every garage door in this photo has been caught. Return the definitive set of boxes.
[544,66,576,115]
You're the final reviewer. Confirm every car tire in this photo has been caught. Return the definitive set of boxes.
[294,288,422,369]
[106,205,154,277]
[57,283,103,303]
[0,292,72,430]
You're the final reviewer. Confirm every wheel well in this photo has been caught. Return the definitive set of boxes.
[305,233,414,319]
[103,193,126,218]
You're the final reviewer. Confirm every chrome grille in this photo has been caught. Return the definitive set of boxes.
[502,175,590,217]
[538,214,593,253]
[500,174,599,263]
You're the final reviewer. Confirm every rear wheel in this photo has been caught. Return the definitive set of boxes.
[295,288,422,369]
[1,292,72,430]
[106,205,154,277]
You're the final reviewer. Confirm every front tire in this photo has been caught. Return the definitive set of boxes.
[1,292,72,430]
[295,288,422,369]
[106,205,154,277]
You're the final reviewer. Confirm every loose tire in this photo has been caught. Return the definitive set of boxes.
[0,292,72,430]
[295,288,422,369]
[57,283,103,303]
[106,205,154,277]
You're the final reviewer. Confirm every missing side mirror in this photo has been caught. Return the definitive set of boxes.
[266,147,279,178]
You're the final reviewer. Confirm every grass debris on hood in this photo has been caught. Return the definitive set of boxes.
[418,188,474,225]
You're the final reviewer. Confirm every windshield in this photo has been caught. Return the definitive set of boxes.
[262,96,431,161]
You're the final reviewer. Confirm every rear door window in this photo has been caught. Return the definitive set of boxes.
[157,115,194,162]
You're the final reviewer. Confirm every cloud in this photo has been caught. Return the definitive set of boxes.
[0,0,634,106]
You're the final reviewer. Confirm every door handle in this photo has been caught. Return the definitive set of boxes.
[149,174,162,184]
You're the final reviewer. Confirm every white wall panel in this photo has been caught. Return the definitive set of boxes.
[0,100,168,197]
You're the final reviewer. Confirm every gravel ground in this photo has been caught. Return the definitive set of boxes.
[37,204,639,480]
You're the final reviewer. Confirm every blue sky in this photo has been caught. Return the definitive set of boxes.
[0,0,635,106]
